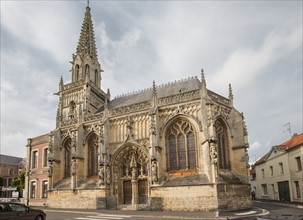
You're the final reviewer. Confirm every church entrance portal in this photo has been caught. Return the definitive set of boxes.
[112,145,149,206]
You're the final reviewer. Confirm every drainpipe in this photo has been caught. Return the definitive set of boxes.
[25,138,32,206]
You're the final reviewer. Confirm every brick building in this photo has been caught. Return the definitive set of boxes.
[0,154,25,198]
[24,134,49,206]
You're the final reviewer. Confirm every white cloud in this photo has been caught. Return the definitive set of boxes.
[1,1,78,64]
[0,1,302,161]
[0,131,28,158]
[250,141,261,150]
[209,26,302,95]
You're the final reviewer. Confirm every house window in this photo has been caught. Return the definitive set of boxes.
[30,181,36,198]
[43,148,48,167]
[8,178,12,186]
[279,162,284,174]
[214,120,230,169]
[270,166,273,176]
[8,168,14,176]
[261,169,265,178]
[261,184,268,196]
[166,119,196,171]
[32,151,38,168]
[294,181,301,198]
[42,180,48,198]
[295,156,302,171]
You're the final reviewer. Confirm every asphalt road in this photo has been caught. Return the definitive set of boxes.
[43,200,303,220]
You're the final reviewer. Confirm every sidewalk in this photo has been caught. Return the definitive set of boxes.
[256,199,303,209]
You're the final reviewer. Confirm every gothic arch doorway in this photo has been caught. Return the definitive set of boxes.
[112,145,149,205]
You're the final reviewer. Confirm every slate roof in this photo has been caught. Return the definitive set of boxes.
[103,76,201,111]
[254,133,303,165]
[0,154,23,165]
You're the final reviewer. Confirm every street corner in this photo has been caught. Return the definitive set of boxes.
[220,207,269,220]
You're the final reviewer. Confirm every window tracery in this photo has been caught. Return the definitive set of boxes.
[166,119,197,171]
[87,133,99,176]
[64,138,72,178]
[214,120,230,169]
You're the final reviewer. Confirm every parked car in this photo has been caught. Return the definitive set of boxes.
[0,198,19,202]
[0,202,46,220]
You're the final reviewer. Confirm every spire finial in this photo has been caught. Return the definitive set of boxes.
[152,80,157,97]
[229,83,234,106]
[201,68,206,85]
[87,0,90,7]
[200,68,207,97]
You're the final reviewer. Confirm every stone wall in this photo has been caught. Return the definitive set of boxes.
[48,189,107,209]
[150,185,218,211]
[217,183,252,210]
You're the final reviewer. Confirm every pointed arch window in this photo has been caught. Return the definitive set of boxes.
[87,133,98,176]
[75,64,80,81]
[64,138,72,178]
[85,64,90,79]
[94,69,98,85]
[214,120,230,169]
[166,119,197,171]
[69,101,76,119]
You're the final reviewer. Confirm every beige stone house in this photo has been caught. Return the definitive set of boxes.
[254,133,303,203]
[24,134,49,206]
[44,4,252,211]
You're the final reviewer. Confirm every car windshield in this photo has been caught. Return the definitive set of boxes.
[8,203,27,212]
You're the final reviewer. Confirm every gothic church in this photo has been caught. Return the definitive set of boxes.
[46,4,252,211]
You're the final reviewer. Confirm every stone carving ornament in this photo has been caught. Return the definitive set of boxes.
[98,163,105,186]
[209,137,218,164]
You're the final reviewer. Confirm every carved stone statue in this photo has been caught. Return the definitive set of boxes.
[151,160,158,184]
[48,162,53,177]
[210,142,218,164]
[106,165,110,185]
[71,158,77,176]
[98,164,105,186]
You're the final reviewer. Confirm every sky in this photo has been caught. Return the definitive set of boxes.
[1,0,302,164]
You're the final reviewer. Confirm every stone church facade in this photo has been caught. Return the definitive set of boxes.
[46,4,252,211]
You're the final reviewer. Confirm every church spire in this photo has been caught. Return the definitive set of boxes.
[76,3,98,60]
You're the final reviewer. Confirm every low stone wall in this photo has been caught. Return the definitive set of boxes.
[217,183,252,210]
[150,184,218,211]
[47,189,107,209]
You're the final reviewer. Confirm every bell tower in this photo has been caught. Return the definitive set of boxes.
[72,3,101,87]
[55,2,107,127]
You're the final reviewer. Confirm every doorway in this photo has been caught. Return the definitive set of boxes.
[123,180,132,204]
